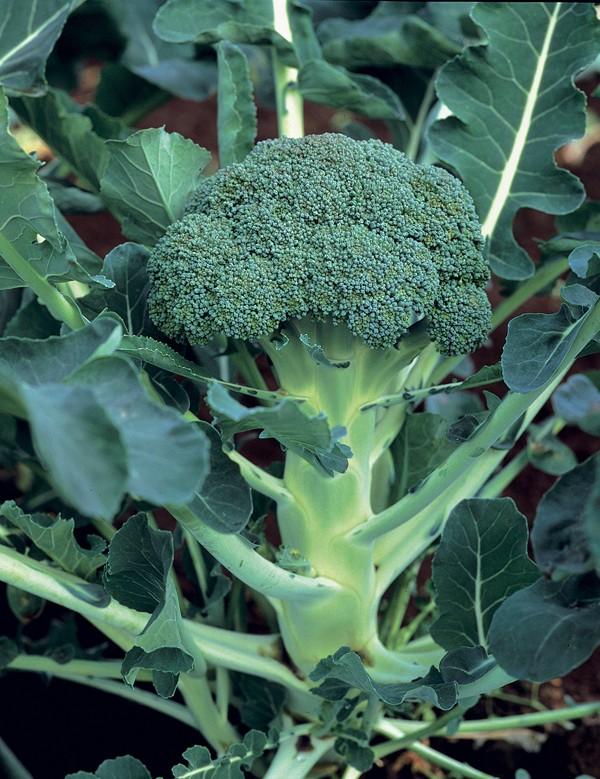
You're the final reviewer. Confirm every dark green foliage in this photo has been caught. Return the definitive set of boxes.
[147,133,490,354]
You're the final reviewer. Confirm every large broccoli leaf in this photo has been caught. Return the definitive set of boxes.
[430,3,600,279]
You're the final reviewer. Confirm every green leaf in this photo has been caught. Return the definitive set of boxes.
[0,0,72,96]
[553,373,600,436]
[0,317,121,389]
[187,423,252,534]
[100,128,211,245]
[0,320,208,516]
[65,755,151,779]
[154,0,290,50]
[0,89,74,287]
[310,646,458,710]
[172,729,277,779]
[430,3,600,279]
[216,41,257,168]
[207,383,352,476]
[5,295,60,338]
[105,0,218,102]
[488,573,600,682]
[526,426,576,476]
[532,452,600,577]
[297,60,405,120]
[0,500,106,579]
[69,357,209,507]
[238,675,285,730]
[11,89,112,190]
[431,498,539,651]
[104,513,195,697]
[22,382,128,519]
[136,59,217,103]
[317,2,461,69]
[568,242,600,279]
[501,303,599,393]
[46,181,104,214]
[82,243,154,336]
[391,412,456,497]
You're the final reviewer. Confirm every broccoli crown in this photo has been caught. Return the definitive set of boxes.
[147,133,490,353]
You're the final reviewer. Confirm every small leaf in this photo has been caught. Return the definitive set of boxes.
[431,498,539,651]
[526,427,576,476]
[65,755,151,779]
[172,729,276,779]
[299,334,350,369]
[187,423,252,534]
[391,412,456,497]
[216,41,257,168]
[6,585,44,623]
[297,60,404,120]
[0,500,106,579]
[104,514,195,696]
[532,452,600,577]
[568,242,600,279]
[238,675,285,729]
[501,305,597,393]
[100,128,211,244]
[310,646,458,710]
[207,383,352,475]
[0,0,72,95]
[552,373,600,436]
[82,243,154,336]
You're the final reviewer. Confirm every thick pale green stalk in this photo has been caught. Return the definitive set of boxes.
[261,324,430,673]
[272,0,304,138]
[0,233,86,331]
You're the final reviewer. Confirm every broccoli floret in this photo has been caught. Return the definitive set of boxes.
[148,133,490,354]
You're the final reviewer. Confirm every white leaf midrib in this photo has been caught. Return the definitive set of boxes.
[481,3,562,240]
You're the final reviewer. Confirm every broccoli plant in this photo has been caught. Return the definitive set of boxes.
[0,2,599,778]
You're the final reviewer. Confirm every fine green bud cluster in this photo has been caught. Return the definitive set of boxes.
[148,133,490,354]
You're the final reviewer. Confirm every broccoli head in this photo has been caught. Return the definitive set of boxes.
[147,133,490,354]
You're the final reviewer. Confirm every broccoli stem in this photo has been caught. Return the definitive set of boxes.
[259,322,436,673]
